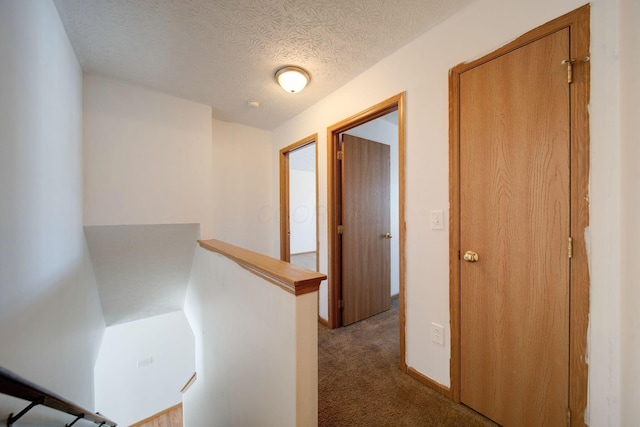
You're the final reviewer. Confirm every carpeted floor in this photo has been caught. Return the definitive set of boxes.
[290,252,317,271]
[318,298,498,427]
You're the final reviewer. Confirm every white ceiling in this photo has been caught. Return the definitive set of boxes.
[54,0,473,130]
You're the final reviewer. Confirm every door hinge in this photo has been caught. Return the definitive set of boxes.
[567,408,571,427]
[563,59,573,84]
[338,225,344,235]
[562,56,590,84]
[337,150,344,160]
[339,299,345,309]
[568,236,573,259]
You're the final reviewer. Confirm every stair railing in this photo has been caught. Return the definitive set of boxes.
[0,366,117,427]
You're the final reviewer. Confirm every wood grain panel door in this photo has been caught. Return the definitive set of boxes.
[341,134,391,325]
[458,28,571,425]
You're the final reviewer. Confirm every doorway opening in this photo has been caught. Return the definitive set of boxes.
[327,93,406,369]
[279,135,318,272]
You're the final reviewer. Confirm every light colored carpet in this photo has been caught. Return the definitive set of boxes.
[290,252,317,271]
[318,298,498,426]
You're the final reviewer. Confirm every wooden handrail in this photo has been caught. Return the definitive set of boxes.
[197,239,326,296]
[180,372,196,393]
[0,366,117,426]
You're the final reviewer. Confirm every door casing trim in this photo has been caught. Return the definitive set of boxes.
[279,134,318,268]
[327,92,406,370]
[448,5,590,424]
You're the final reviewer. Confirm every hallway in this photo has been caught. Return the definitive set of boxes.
[318,299,497,426]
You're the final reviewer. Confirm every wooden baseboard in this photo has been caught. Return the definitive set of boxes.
[318,315,329,327]
[406,366,453,400]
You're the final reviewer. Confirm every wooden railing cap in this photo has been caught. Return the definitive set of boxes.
[198,239,326,296]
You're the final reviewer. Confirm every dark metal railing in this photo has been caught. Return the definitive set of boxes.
[0,366,117,427]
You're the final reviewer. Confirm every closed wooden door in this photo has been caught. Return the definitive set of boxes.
[341,134,391,326]
[458,28,571,425]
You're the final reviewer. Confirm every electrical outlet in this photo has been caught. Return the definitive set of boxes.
[431,323,445,346]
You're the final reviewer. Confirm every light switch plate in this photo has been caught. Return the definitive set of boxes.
[430,210,444,230]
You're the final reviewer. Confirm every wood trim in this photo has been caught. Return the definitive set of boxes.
[317,315,329,327]
[448,44,462,405]
[279,134,318,267]
[326,92,407,370]
[406,366,453,400]
[327,126,341,329]
[279,145,290,262]
[180,372,196,393]
[198,239,326,296]
[397,93,407,372]
[448,5,590,425]
[129,403,182,427]
[567,6,591,426]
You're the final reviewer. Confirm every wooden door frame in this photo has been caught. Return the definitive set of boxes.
[449,5,590,425]
[279,134,319,269]
[327,92,406,368]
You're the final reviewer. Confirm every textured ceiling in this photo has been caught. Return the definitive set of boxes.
[85,224,200,326]
[54,0,473,130]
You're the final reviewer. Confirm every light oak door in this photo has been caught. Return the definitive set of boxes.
[341,134,391,326]
[459,28,571,425]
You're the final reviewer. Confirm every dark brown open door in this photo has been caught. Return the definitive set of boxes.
[458,27,571,425]
[341,134,391,326]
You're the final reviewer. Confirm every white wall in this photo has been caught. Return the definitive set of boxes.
[212,119,274,255]
[94,311,195,426]
[346,118,400,297]
[0,0,105,424]
[289,169,316,254]
[83,73,215,238]
[183,247,317,427]
[620,0,640,424]
[272,0,628,423]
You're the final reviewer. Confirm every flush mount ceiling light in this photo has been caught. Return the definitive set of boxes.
[275,66,310,93]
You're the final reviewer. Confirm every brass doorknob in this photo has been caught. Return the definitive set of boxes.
[463,251,479,262]
[384,233,393,239]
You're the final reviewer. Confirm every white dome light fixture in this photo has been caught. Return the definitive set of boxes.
[275,66,310,94]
